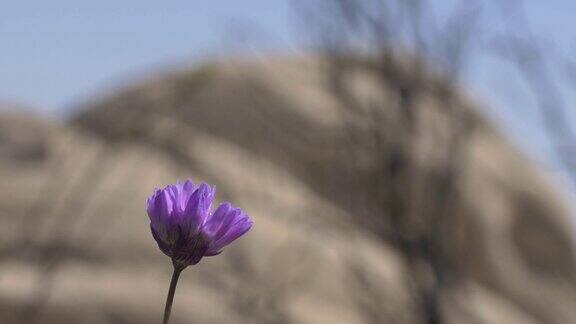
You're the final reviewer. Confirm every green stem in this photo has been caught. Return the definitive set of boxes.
[163,262,185,324]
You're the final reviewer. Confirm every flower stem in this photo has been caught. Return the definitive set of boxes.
[163,262,185,324]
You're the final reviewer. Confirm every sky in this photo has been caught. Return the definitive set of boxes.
[1,0,576,184]
[0,0,295,115]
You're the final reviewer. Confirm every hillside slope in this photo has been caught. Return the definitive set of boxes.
[0,56,575,323]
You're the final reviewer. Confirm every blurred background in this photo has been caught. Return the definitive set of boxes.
[1,0,576,323]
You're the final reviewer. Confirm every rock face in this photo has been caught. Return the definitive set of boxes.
[0,56,575,324]
[0,110,51,164]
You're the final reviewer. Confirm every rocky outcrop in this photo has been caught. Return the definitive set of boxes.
[0,56,574,323]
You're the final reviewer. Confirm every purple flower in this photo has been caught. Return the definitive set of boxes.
[147,180,252,267]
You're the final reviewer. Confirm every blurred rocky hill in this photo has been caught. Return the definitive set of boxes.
[0,55,575,324]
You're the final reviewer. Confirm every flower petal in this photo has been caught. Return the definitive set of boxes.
[147,189,175,239]
[202,202,233,237]
[174,179,196,212]
[183,183,214,231]
[206,211,252,255]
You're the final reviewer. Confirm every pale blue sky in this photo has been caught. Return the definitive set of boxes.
[1,0,576,177]
[0,0,294,115]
